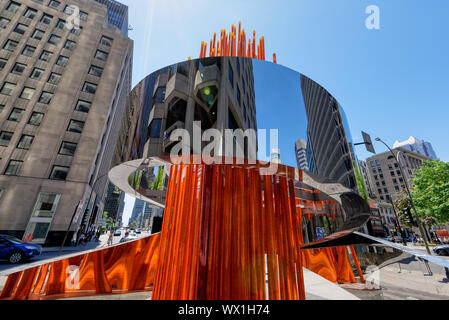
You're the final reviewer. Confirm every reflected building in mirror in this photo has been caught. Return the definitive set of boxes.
[123,57,257,162]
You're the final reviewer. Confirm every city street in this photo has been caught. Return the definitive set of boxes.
[0,230,152,274]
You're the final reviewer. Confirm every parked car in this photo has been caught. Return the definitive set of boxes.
[433,245,449,256]
[0,235,42,264]
[135,229,141,234]
[113,230,121,237]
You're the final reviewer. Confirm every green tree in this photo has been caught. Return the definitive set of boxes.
[130,220,137,230]
[393,191,414,228]
[151,167,165,191]
[411,160,449,223]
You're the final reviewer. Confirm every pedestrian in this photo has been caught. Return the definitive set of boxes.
[107,230,114,246]
[78,233,86,246]
[119,231,131,243]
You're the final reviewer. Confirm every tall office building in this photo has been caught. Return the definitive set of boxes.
[365,147,431,202]
[0,0,133,245]
[295,139,308,170]
[393,136,437,160]
[301,75,359,192]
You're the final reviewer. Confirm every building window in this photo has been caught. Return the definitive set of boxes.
[70,25,82,35]
[149,119,162,138]
[56,55,69,67]
[12,62,27,75]
[100,36,113,47]
[79,11,88,21]
[48,0,60,8]
[40,50,53,62]
[74,100,91,113]
[0,131,14,147]
[59,141,77,156]
[47,73,61,85]
[13,23,28,35]
[6,1,21,13]
[0,104,4,113]
[31,29,45,40]
[50,166,69,180]
[397,170,401,175]
[30,67,45,80]
[82,82,97,94]
[393,178,397,184]
[64,40,76,51]
[17,135,34,150]
[3,39,19,51]
[22,45,36,57]
[20,87,35,100]
[38,91,53,104]
[0,58,7,70]
[63,5,74,14]
[48,34,61,45]
[375,160,380,165]
[94,50,108,61]
[23,7,37,19]
[1,82,16,95]
[390,171,395,176]
[67,120,84,134]
[55,19,65,29]
[0,17,11,28]
[88,65,103,77]
[28,112,44,126]
[8,108,25,122]
[5,160,23,176]
[40,14,53,25]
[228,62,234,87]
[395,186,400,192]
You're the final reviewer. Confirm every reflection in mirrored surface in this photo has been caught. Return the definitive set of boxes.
[114,57,369,245]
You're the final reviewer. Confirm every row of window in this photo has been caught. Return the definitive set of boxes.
[1,80,98,99]
[3,158,69,180]
[3,36,76,54]
[3,1,88,21]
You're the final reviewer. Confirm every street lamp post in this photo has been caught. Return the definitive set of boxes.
[58,172,109,256]
[389,198,407,246]
[375,137,432,255]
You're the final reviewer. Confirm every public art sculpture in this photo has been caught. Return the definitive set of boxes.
[0,24,374,300]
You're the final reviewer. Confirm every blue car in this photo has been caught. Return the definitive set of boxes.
[0,235,42,264]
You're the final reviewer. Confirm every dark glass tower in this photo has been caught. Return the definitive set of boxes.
[95,0,129,36]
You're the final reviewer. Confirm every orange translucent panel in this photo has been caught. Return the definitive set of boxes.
[1,162,363,300]
[198,23,276,63]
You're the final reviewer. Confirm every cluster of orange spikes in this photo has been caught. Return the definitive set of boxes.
[198,22,276,63]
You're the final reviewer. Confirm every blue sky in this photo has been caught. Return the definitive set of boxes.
[119,0,449,225]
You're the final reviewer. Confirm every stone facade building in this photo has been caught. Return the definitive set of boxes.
[0,0,132,245]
